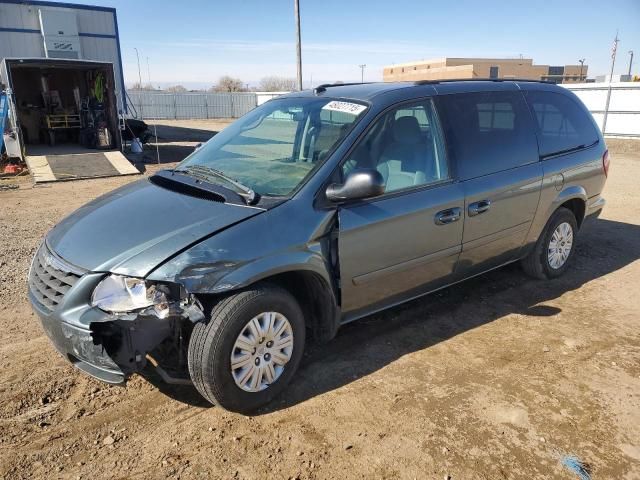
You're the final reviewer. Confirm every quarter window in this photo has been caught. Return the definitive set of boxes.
[343,100,449,193]
[524,90,599,157]
[436,91,539,180]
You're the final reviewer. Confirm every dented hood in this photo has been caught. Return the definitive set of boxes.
[46,179,262,276]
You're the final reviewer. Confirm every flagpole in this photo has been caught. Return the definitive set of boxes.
[602,31,619,135]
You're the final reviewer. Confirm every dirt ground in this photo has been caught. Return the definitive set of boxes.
[0,131,639,479]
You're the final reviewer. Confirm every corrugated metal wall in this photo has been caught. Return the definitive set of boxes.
[126,92,261,119]
[0,2,47,58]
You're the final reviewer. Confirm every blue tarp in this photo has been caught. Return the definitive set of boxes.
[0,93,8,153]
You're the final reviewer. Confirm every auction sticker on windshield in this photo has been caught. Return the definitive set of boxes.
[322,101,367,115]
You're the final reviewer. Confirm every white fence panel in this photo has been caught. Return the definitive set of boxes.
[564,83,640,137]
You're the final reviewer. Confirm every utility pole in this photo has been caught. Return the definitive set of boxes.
[609,32,619,82]
[143,55,160,164]
[359,64,366,83]
[628,51,634,77]
[602,31,619,135]
[134,47,143,89]
[578,58,585,81]
[134,47,143,117]
[294,0,302,91]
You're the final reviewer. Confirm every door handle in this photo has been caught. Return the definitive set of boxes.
[435,207,461,225]
[468,199,491,217]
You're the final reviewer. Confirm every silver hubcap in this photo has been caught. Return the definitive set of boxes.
[548,222,574,269]
[230,312,294,393]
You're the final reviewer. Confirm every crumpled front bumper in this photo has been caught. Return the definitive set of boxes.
[29,272,128,384]
[35,303,126,384]
[28,242,205,386]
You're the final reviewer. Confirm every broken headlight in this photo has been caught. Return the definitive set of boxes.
[91,274,169,313]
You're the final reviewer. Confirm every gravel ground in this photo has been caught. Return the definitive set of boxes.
[0,136,638,479]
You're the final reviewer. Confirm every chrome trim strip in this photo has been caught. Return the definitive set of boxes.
[43,240,87,276]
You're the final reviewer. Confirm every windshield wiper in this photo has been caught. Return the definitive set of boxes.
[173,165,258,205]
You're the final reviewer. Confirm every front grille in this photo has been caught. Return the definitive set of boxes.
[28,244,84,312]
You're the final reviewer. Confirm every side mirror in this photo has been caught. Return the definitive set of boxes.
[326,169,385,202]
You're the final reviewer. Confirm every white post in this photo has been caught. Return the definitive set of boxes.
[603,32,619,135]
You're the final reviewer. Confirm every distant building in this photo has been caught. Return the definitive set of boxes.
[383,57,587,84]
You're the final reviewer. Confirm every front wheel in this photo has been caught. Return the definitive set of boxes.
[188,284,305,413]
[521,207,578,280]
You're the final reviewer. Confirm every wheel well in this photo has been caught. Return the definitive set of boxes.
[266,271,339,343]
[559,198,586,228]
[194,271,339,343]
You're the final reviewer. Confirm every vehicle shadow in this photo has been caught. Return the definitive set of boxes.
[260,217,640,413]
[124,124,223,168]
[147,124,220,144]
[141,370,212,408]
[125,143,201,171]
[152,218,640,412]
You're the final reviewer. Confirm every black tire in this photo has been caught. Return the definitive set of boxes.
[188,284,305,413]
[521,207,578,280]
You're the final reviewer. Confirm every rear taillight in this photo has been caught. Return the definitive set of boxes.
[602,149,610,177]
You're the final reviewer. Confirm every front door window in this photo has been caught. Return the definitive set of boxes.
[342,99,449,194]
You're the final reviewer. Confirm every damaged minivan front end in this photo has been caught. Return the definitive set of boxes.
[28,242,206,384]
[27,92,369,411]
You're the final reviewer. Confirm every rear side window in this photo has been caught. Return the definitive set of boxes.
[524,90,599,158]
[436,91,539,180]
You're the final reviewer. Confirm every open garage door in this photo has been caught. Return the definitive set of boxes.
[3,58,140,183]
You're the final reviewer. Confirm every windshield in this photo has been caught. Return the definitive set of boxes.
[177,97,368,197]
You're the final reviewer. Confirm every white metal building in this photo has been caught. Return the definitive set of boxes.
[0,0,126,110]
[0,1,137,182]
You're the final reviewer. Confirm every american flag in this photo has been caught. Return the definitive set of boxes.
[612,36,619,59]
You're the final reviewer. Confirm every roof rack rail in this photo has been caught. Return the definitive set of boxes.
[414,78,556,85]
[314,82,373,94]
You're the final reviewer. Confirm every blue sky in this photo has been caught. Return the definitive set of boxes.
[61,0,640,88]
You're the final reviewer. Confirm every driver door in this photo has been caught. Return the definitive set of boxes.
[337,99,465,320]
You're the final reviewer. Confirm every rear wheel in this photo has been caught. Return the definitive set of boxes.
[188,284,305,413]
[521,207,578,280]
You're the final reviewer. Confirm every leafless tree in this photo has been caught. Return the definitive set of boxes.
[210,76,247,92]
[165,85,188,93]
[129,82,155,91]
[258,76,296,92]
